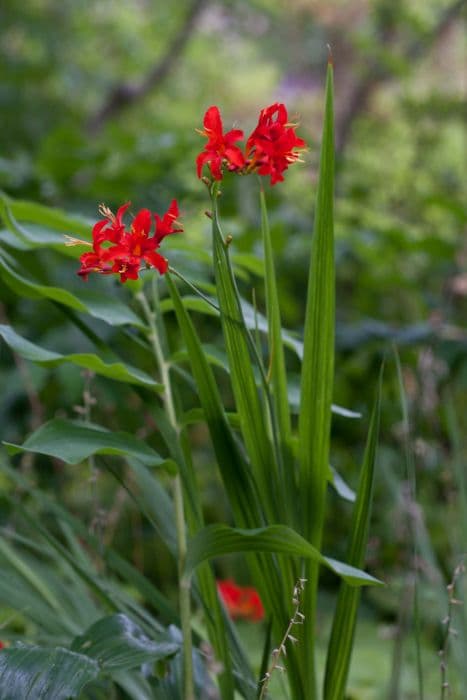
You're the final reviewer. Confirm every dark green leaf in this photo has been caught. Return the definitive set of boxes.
[71,614,179,671]
[323,372,382,700]
[0,324,161,390]
[0,645,99,700]
[4,419,171,468]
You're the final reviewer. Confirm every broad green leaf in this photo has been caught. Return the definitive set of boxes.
[71,614,179,670]
[0,226,69,252]
[297,61,335,697]
[4,418,171,468]
[0,645,99,700]
[184,524,382,587]
[0,324,161,390]
[1,193,91,237]
[323,373,382,700]
[0,196,88,258]
[0,253,143,328]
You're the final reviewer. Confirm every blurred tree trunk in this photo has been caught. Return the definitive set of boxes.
[336,0,466,154]
[87,0,207,134]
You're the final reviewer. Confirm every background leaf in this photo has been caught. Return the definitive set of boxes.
[4,418,172,468]
[0,646,99,700]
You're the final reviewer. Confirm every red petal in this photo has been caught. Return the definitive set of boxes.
[203,106,223,137]
[115,201,131,224]
[132,208,152,237]
[144,250,168,274]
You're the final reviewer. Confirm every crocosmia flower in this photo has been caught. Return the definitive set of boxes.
[70,200,182,283]
[246,103,307,185]
[196,103,306,185]
[217,579,264,622]
[196,106,245,181]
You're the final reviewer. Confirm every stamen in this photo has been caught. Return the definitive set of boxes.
[98,204,115,223]
[64,235,92,247]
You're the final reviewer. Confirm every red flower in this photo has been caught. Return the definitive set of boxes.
[196,106,245,181]
[0,641,4,650]
[246,103,307,185]
[76,201,182,283]
[217,579,264,622]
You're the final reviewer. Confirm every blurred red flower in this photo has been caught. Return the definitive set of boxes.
[196,106,245,181]
[217,579,264,622]
[75,200,182,283]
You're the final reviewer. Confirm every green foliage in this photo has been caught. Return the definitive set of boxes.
[0,646,99,700]
[0,2,465,698]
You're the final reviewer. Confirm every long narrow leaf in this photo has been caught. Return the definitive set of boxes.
[297,60,335,697]
[259,187,296,518]
[211,188,282,522]
[323,370,382,700]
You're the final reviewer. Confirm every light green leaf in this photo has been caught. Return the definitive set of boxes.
[1,194,91,237]
[0,253,143,328]
[0,645,99,700]
[4,419,171,468]
[0,324,161,390]
[71,614,179,670]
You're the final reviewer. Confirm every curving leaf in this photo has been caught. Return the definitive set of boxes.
[0,324,161,390]
[0,253,143,327]
[71,614,179,671]
[1,194,91,237]
[0,645,99,700]
[184,524,382,587]
[4,419,172,468]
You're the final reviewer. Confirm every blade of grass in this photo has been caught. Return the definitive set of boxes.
[393,345,424,699]
[323,367,382,699]
[210,185,282,523]
[259,185,296,522]
[167,273,295,696]
[297,59,335,698]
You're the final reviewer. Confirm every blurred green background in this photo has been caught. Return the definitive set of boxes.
[1,0,466,697]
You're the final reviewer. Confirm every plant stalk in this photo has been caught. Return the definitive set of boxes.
[137,287,194,700]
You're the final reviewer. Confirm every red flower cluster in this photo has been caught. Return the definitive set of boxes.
[217,579,264,622]
[196,104,306,185]
[74,201,182,283]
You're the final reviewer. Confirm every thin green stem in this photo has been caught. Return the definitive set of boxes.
[168,265,220,312]
[137,286,194,700]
